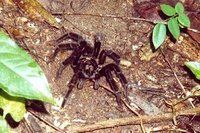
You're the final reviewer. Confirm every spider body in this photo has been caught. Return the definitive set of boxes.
[51,32,129,108]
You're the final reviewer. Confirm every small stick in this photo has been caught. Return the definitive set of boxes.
[99,83,146,133]
[146,125,188,133]
[28,111,66,133]
[52,12,200,33]
[66,107,200,132]
[22,119,34,133]
[161,49,195,108]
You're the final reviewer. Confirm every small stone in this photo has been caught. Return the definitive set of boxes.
[55,17,62,23]
[72,119,86,123]
[59,121,71,129]
[53,117,61,127]
[132,44,140,51]
[120,59,132,67]
[146,74,157,82]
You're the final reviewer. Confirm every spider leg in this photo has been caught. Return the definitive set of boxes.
[49,43,78,63]
[56,55,74,79]
[61,73,79,108]
[93,73,101,90]
[100,63,129,102]
[56,40,88,78]
[77,78,85,89]
[108,63,128,98]
[100,67,123,108]
[92,35,101,58]
[71,40,91,67]
[99,50,120,65]
[57,32,83,43]
[51,32,91,63]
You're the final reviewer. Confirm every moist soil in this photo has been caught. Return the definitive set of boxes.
[0,0,200,133]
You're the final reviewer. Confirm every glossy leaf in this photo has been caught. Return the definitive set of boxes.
[168,18,180,39]
[0,117,9,133]
[0,29,55,104]
[0,90,26,122]
[175,2,184,14]
[160,4,176,16]
[152,23,166,49]
[185,62,200,80]
[178,13,190,27]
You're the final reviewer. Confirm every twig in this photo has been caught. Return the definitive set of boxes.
[99,83,140,115]
[122,101,146,133]
[188,27,200,33]
[146,125,188,133]
[66,107,200,132]
[22,119,34,133]
[28,111,66,133]
[161,49,195,108]
[63,19,91,36]
[99,83,146,133]
[173,95,198,106]
[62,12,165,24]
[53,12,200,33]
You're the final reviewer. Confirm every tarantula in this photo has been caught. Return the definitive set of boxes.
[51,32,130,108]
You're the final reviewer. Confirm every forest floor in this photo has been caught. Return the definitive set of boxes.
[0,0,200,133]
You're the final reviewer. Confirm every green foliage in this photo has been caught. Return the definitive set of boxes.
[0,29,56,132]
[0,117,9,133]
[152,2,191,49]
[185,62,200,80]
[168,18,180,39]
[161,4,176,16]
[178,13,190,27]
[0,90,26,122]
[152,23,166,49]
[0,30,55,104]
[175,2,184,14]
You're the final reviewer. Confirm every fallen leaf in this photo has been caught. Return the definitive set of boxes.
[12,0,61,28]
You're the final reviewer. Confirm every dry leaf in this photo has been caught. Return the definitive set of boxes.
[12,0,60,28]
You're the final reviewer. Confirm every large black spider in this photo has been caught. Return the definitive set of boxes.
[51,32,129,108]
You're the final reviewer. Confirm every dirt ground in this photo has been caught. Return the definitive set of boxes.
[0,0,200,133]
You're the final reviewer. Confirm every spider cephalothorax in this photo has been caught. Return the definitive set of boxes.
[51,32,129,108]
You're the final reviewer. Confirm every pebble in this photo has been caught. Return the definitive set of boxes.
[59,121,71,129]
[120,59,132,67]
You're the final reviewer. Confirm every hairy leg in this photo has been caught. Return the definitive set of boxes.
[100,63,129,101]
[56,40,89,78]
[61,73,79,108]
[92,35,101,58]
[100,67,123,108]
[49,43,78,63]
[77,78,85,89]
[57,32,83,43]
[107,63,128,97]
[99,50,120,65]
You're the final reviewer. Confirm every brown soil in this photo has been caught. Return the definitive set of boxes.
[0,0,200,133]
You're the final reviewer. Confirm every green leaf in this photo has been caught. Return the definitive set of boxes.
[168,18,180,39]
[152,23,166,49]
[160,4,176,16]
[175,2,184,14]
[0,116,9,133]
[178,13,190,27]
[0,29,55,104]
[0,90,26,122]
[185,62,200,80]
